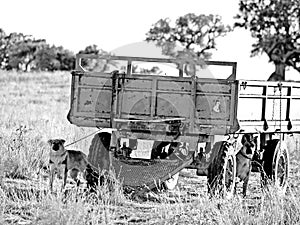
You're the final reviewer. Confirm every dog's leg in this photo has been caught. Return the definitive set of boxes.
[85,164,100,192]
[234,181,237,196]
[242,171,250,197]
[49,171,54,192]
[62,166,68,190]
[70,169,80,186]
[49,165,55,192]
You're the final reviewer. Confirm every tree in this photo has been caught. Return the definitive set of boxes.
[56,47,75,71]
[7,34,48,71]
[146,13,231,75]
[35,45,75,71]
[3,32,31,70]
[34,45,61,71]
[0,31,48,71]
[235,0,300,80]
[0,28,75,71]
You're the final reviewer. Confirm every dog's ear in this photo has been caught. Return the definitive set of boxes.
[253,136,258,142]
[60,139,66,145]
[241,134,247,145]
[48,139,53,145]
[252,136,258,148]
[241,134,254,145]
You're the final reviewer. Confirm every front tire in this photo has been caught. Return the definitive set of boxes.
[207,141,236,199]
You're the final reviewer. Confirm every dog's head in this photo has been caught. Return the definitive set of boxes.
[241,134,256,156]
[48,139,66,152]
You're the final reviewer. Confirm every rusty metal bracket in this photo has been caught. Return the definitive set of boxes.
[263,119,269,131]
[287,118,293,130]
[241,81,247,90]
[111,70,120,127]
[277,82,283,91]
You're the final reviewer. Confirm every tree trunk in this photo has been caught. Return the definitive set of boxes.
[25,57,35,72]
[275,63,285,80]
[268,63,286,81]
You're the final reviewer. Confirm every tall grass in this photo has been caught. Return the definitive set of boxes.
[0,70,300,224]
[1,181,300,224]
[0,70,96,177]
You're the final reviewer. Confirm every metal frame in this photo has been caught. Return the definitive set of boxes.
[75,54,237,79]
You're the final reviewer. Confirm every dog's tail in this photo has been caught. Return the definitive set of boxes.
[85,164,100,190]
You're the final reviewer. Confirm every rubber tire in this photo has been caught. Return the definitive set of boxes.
[262,139,289,193]
[88,132,111,171]
[207,141,236,199]
[86,132,111,190]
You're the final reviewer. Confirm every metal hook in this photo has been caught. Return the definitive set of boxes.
[277,82,283,91]
[263,119,269,131]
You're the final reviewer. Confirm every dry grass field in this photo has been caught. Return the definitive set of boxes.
[0,70,300,224]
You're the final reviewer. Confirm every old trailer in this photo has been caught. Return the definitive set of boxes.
[67,54,299,197]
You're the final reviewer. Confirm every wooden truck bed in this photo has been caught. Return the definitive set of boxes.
[68,55,239,135]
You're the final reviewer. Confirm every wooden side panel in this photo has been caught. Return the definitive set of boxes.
[120,91,152,116]
[237,80,300,133]
[156,93,193,117]
[196,82,233,123]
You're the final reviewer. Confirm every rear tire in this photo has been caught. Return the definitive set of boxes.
[262,139,289,193]
[86,132,111,190]
[88,132,111,171]
[207,141,236,199]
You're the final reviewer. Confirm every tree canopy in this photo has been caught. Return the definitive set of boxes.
[235,0,300,80]
[146,13,231,75]
[0,28,115,72]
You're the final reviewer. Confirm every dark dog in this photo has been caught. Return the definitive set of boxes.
[48,139,94,191]
[236,134,256,197]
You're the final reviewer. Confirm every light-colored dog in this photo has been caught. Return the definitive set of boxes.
[236,134,256,197]
[48,139,89,191]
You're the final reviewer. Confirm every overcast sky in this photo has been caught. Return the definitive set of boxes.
[1,0,298,80]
